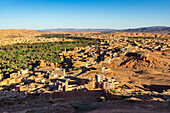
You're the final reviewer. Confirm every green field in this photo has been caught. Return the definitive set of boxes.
[0,37,100,78]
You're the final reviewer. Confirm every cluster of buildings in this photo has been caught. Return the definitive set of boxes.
[0,66,121,94]
[59,36,169,73]
[0,32,169,99]
[0,36,73,46]
[69,32,170,39]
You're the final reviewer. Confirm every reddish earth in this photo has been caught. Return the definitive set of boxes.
[0,90,170,113]
[119,51,170,71]
[89,101,170,113]
[0,29,39,34]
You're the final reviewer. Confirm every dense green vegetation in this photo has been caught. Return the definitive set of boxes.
[0,38,100,77]
[36,33,102,41]
[36,34,70,38]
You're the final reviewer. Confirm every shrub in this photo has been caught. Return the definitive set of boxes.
[110,89,118,93]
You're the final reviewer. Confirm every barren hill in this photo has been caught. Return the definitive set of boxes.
[0,29,40,39]
[119,51,170,72]
[0,29,39,34]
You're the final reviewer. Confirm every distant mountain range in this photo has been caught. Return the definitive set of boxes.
[116,26,170,33]
[37,26,170,34]
[37,28,112,32]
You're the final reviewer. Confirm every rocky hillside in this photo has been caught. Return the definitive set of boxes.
[119,51,170,72]
[118,26,170,34]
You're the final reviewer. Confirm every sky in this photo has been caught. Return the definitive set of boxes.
[0,0,170,30]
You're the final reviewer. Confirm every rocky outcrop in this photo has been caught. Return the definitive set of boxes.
[119,51,170,70]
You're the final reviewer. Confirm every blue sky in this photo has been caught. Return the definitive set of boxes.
[0,0,170,29]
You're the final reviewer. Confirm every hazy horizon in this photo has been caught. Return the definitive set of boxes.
[0,25,170,31]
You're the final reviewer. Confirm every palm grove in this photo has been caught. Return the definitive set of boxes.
[0,35,101,78]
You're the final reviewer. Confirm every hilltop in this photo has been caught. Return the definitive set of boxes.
[0,29,39,34]
[0,29,39,39]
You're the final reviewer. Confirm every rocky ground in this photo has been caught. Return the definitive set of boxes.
[0,97,170,113]
[0,90,170,113]
[0,30,170,112]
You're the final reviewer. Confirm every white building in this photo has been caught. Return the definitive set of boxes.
[95,74,105,83]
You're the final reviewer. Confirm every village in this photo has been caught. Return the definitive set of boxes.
[0,33,73,46]
[0,35,169,104]
[1,0,170,112]
[1,29,170,46]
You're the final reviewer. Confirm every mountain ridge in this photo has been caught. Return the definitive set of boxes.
[37,26,170,34]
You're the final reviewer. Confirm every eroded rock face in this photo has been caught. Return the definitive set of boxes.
[119,51,169,70]
[120,52,150,68]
